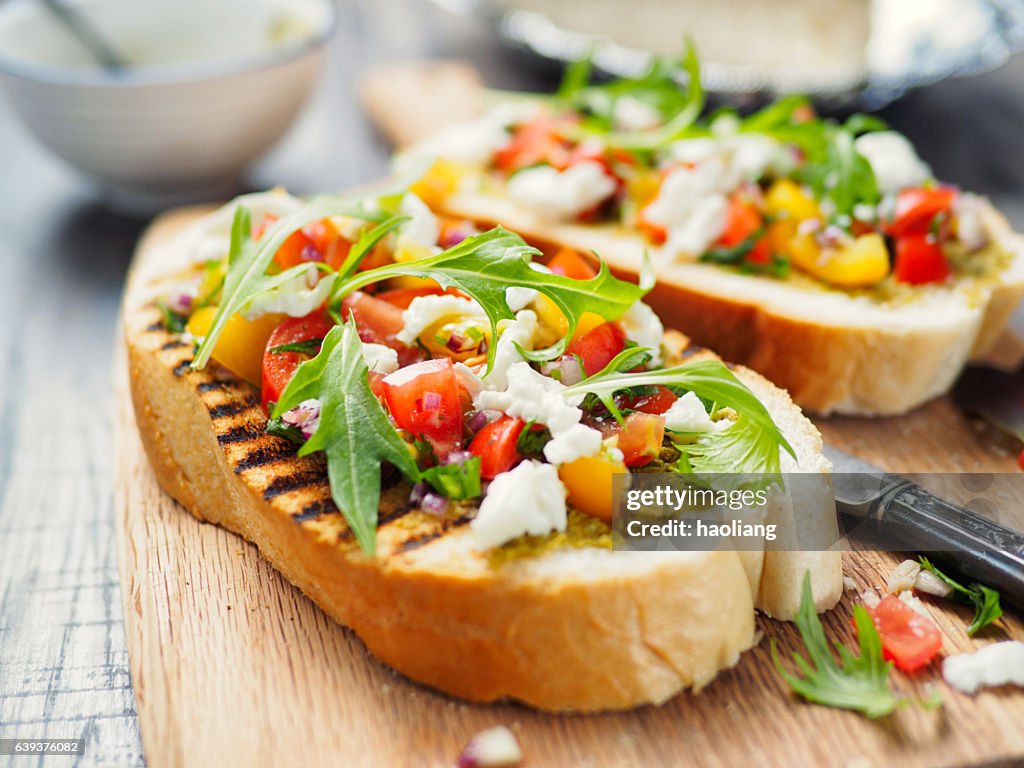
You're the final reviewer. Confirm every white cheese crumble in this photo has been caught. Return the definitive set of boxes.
[854,131,932,194]
[471,460,567,549]
[453,361,484,398]
[619,300,664,366]
[643,163,730,260]
[458,725,523,768]
[505,286,538,312]
[475,362,600,465]
[662,391,727,433]
[360,342,398,374]
[396,193,440,253]
[241,264,332,320]
[482,310,538,391]
[954,192,989,251]
[507,161,617,221]
[942,641,1024,694]
[613,96,662,131]
[187,189,303,265]
[397,295,486,346]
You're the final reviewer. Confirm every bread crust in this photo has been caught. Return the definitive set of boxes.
[439,192,1024,415]
[124,209,841,711]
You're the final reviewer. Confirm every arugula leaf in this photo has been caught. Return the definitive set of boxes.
[562,352,794,475]
[421,457,482,500]
[272,320,420,556]
[191,194,386,370]
[563,41,705,151]
[269,338,324,356]
[336,227,649,367]
[265,415,305,445]
[772,572,904,718]
[918,557,1003,636]
[516,424,553,456]
[332,214,410,285]
[795,125,879,222]
[699,228,790,277]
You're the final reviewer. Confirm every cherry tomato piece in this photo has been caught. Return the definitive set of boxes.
[468,416,526,479]
[566,321,627,377]
[546,247,597,280]
[381,358,464,458]
[866,595,943,673]
[893,235,951,285]
[260,312,336,413]
[884,187,957,238]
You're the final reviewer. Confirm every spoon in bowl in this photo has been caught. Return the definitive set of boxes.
[39,0,128,72]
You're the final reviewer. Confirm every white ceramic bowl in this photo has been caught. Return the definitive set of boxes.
[0,0,335,211]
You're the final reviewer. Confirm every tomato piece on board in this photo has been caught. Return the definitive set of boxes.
[468,416,526,479]
[618,385,678,415]
[607,413,666,468]
[893,235,951,285]
[566,321,627,377]
[260,312,336,413]
[546,247,598,280]
[718,193,764,248]
[866,596,943,673]
[382,358,464,458]
[884,187,957,238]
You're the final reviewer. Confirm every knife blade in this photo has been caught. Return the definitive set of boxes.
[824,444,1024,608]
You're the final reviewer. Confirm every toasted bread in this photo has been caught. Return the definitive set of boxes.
[124,207,841,711]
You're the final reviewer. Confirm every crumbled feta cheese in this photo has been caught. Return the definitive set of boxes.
[281,398,321,439]
[482,310,537,391]
[843,576,858,591]
[663,391,726,433]
[507,162,617,221]
[397,193,440,252]
[505,286,538,312]
[477,361,583,434]
[915,569,954,598]
[725,134,784,182]
[613,96,662,131]
[643,164,730,260]
[241,264,332,320]
[665,137,720,166]
[619,300,664,366]
[397,295,486,346]
[943,641,1024,694]
[454,361,484,398]
[860,589,881,609]
[471,460,567,549]
[188,189,303,265]
[360,342,398,374]
[458,725,523,768]
[887,559,921,594]
[543,423,603,465]
[854,131,932,194]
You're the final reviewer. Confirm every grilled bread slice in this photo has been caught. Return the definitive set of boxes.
[433,192,1024,417]
[124,208,841,712]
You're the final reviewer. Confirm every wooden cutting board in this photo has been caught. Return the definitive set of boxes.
[113,208,1024,768]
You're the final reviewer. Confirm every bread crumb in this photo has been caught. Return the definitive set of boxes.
[843,576,857,591]
[458,726,523,768]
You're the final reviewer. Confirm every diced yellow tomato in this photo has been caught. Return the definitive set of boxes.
[570,311,607,343]
[558,453,629,523]
[419,316,490,362]
[626,169,661,210]
[764,178,820,221]
[387,238,442,291]
[186,306,285,385]
[409,159,466,208]
[788,232,890,288]
[532,293,570,348]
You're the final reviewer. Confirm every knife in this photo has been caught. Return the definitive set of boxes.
[824,444,1024,609]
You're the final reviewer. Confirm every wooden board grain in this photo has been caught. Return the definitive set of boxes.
[113,209,1024,768]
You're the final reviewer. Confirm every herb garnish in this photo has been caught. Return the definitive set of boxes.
[269,339,324,356]
[563,350,794,477]
[918,556,1003,636]
[421,458,482,500]
[156,301,188,334]
[272,318,420,556]
[772,573,905,718]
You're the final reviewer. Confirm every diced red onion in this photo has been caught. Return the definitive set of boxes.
[168,293,193,314]
[440,226,475,248]
[817,224,853,249]
[796,218,821,238]
[281,398,321,439]
[409,482,428,506]
[467,410,498,434]
[421,491,449,516]
[299,244,322,263]
[421,391,442,411]
[540,356,583,386]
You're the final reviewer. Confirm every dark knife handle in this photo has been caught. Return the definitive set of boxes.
[840,477,1024,609]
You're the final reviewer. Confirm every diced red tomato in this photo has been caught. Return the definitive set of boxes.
[719,194,764,248]
[1018,448,1024,472]
[261,312,336,413]
[374,286,447,309]
[618,385,678,415]
[566,321,627,377]
[546,247,597,280]
[340,291,423,367]
[468,416,526,479]
[865,596,943,673]
[381,358,464,458]
[494,117,576,174]
[637,206,667,245]
[613,413,666,468]
[253,215,353,271]
[884,187,957,238]
[893,235,951,285]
